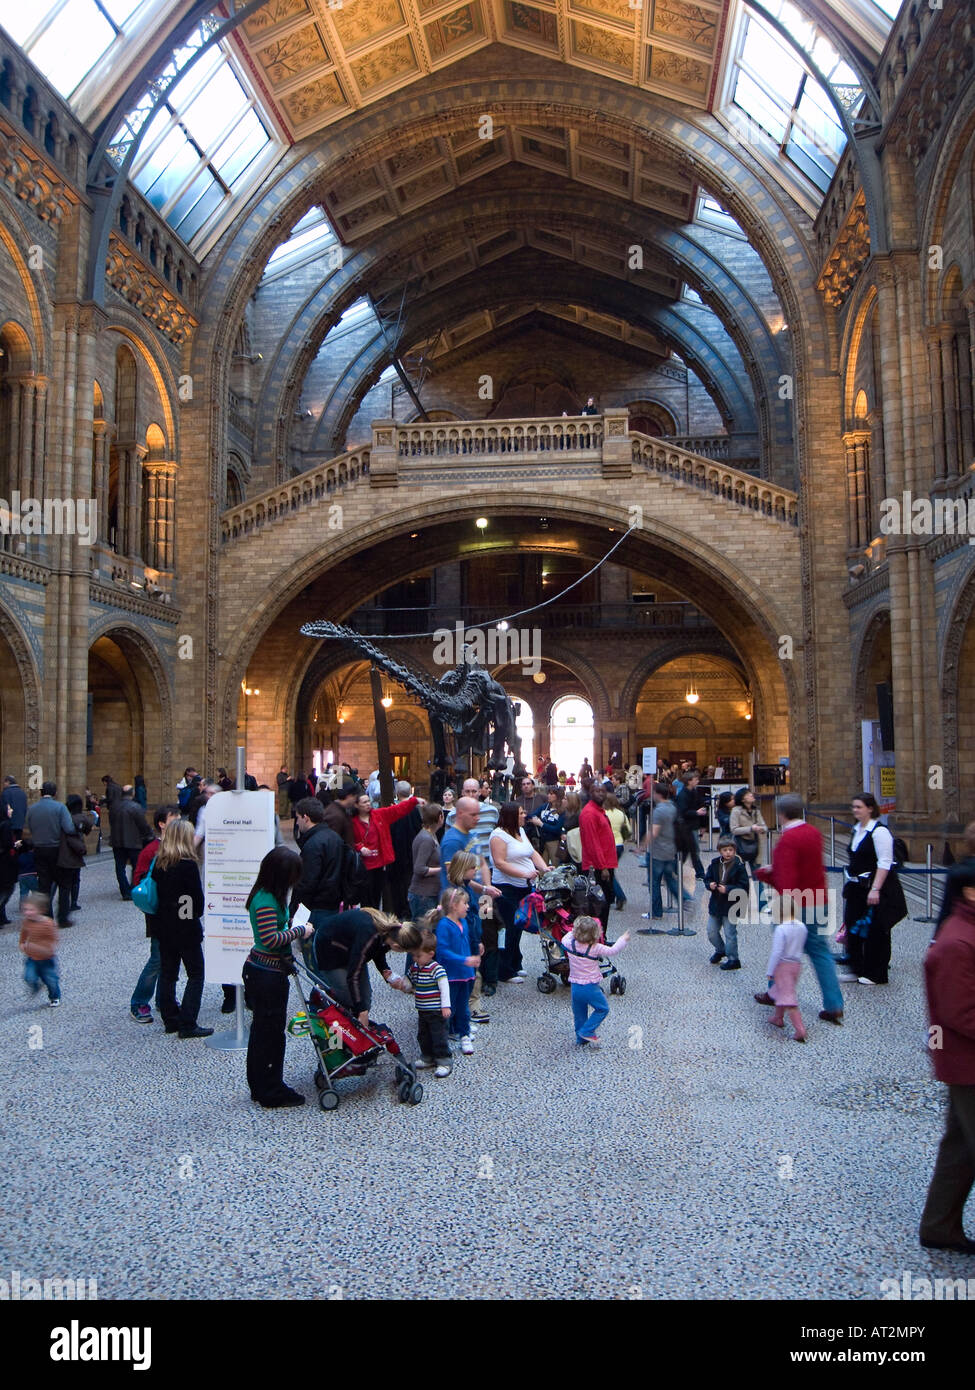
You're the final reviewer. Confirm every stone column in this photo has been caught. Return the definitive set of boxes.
[91,420,112,545]
[927,332,946,483]
[127,443,147,560]
[939,328,959,477]
[143,460,177,573]
[843,431,870,549]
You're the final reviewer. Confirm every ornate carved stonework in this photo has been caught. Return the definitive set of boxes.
[0,124,76,223]
[817,192,870,310]
[89,580,182,623]
[105,233,198,346]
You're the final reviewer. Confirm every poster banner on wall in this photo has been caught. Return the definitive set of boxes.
[202,790,276,984]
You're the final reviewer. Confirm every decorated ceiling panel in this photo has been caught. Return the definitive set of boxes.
[233,0,730,139]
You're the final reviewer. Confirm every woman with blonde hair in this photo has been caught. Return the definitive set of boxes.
[151,819,210,1038]
[310,905,409,1026]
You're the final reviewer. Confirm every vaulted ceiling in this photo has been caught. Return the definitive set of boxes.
[233,0,729,139]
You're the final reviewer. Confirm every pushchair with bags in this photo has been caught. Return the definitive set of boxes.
[288,938,422,1112]
[528,866,626,997]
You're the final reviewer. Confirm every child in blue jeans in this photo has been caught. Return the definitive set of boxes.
[435,887,480,1057]
[561,915,628,1047]
[19,893,60,1006]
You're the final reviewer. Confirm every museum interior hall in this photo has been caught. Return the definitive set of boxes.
[0,0,972,841]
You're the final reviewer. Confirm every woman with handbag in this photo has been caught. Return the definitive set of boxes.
[490,803,547,983]
[838,793,907,986]
[729,788,768,914]
[62,795,94,915]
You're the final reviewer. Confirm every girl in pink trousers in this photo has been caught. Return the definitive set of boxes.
[766,913,808,1042]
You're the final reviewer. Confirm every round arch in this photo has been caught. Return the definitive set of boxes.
[939,561,975,821]
[0,598,42,777]
[87,622,173,798]
[217,496,798,790]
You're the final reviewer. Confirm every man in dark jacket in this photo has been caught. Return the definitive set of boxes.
[110,785,153,900]
[319,785,357,847]
[24,781,74,926]
[1,775,27,834]
[919,864,975,1254]
[293,798,350,923]
[676,771,708,879]
[517,776,547,851]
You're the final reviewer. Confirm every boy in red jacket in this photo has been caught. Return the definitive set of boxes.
[754,793,844,1023]
[919,866,975,1253]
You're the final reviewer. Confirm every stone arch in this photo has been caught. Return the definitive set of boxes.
[841,283,879,426]
[86,621,173,799]
[101,316,179,452]
[627,399,679,438]
[920,86,975,323]
[0,208,47,372]
[217,493,798,792]
[658,706,717,745]
[0,596,41,777]
[851,604,892,779]
[939,562,975,821]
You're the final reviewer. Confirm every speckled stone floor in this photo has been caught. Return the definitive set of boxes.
[1,843,970,1300]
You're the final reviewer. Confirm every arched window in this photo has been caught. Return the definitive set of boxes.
[550,696,594,774]
[515,701,535,773]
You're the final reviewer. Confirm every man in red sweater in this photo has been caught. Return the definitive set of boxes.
[754,793,844,1023]
[580,787,617,933]
[919,866,975,1253]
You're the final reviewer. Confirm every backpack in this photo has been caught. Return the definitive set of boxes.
[891,837,909,868]
[131,855,159,914]
[177,784,193,812]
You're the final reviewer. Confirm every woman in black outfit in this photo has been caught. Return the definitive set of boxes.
[63,793,94,913]
[243,847,312,1108]
[311,907,408,1025]
[0,802,18,924]
[152,819,212,1038]
[840,792,907,986]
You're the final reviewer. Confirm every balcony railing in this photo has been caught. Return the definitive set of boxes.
[396,417,602,459]
[220,446,370,542]
[631,435,799,526]
[346,601,718,636]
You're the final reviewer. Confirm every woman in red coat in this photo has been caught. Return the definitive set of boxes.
[353,791,420,909]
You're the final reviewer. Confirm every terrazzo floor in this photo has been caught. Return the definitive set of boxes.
[1,842,970,1301]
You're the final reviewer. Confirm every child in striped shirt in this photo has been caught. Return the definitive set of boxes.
[561,915,629,1047]
[401,926,453,1078]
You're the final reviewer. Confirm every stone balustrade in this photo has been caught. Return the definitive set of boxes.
[220,446,371,541]
[395,416,603,458]
[630,433,799,527]
[661,434,730,461]
[219,414,799,542]
[350,600,718,635]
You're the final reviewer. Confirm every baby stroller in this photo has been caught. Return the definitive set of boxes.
[530,867,626,997]
[288,939,422,1112]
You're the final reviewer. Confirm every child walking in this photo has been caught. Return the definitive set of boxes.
[446,850,489,1026]
[766,911,807,1042]
[19,892,60,1006]
[704,836,751,971]
[434,886,480,1056]
[561,915,628,1047]
[399,924,453,1078]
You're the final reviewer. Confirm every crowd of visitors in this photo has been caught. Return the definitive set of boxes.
[6,753,973,1257]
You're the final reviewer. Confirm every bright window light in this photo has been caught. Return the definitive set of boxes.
[726,1,864,197]
[123,22,279,249]
[0,0,141,99]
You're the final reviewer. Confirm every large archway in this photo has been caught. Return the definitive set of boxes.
[87,628,171,799]
[0,601,40,781]
[217,502,796,791]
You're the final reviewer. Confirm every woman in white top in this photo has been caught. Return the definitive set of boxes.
[839,792,907,985]
[490,802,547,983]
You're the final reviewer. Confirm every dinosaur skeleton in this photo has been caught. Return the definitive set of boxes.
[301,621,524,773]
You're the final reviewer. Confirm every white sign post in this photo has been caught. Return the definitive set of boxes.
[641,746,657,775]
[203,765,275,1051]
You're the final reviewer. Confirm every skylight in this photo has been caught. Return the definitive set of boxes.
[0,0,143,100]
[115,22,283,250]
[724,0,864,196]
[262,207,340,282]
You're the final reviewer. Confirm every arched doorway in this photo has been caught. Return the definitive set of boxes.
[550,695,594,773]
[0,603,39,779]
[87,631,168,799]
